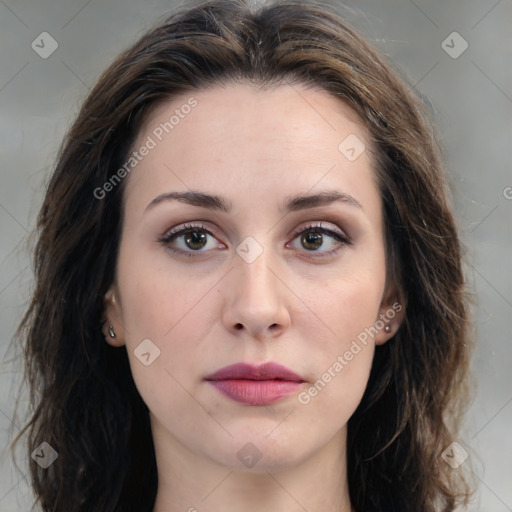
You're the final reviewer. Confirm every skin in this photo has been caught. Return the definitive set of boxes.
[103,82,404,512]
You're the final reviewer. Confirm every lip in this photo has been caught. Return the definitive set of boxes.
[205,362,306,406]
[205,362,305,382]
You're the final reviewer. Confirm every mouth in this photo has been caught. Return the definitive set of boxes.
[205,362,306,406]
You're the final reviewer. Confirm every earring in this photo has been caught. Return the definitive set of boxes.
[385,325,391,333]
[108,325,116,338]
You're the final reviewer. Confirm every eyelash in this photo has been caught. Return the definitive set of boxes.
[158,223,351,259]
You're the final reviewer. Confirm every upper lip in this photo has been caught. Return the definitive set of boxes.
[205,362,305,382]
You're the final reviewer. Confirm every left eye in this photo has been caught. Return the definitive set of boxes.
[287,225,349,254]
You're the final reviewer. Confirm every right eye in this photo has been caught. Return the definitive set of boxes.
[158,224,227,257]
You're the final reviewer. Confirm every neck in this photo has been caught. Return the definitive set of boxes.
[151,416,353,512]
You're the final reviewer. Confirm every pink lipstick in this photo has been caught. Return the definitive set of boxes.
[205,362,306,406]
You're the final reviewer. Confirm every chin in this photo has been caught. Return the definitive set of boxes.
[203,429,317,473]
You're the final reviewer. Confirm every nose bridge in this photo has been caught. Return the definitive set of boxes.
[222,238,291,336]
[235,242,278,303]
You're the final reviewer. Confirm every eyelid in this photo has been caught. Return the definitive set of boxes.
[158,222,225,247]
[160,222,217,240]
[289,222,351,244]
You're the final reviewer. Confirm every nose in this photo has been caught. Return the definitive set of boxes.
[221,248,291,340]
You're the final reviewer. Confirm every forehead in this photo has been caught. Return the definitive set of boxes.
[123,82,379,217]
[139,81,366,152]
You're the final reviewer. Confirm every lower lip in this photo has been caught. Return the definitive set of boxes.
[208,379,304,405]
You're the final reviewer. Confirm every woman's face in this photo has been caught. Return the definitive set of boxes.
[105,82,401,472]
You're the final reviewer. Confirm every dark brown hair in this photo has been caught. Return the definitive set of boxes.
[14,0,473,510]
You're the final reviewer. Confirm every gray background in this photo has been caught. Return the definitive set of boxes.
[0,0,510,510]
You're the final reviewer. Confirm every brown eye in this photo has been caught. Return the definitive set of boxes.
[287,224,351,257]
[184,230,208,250]
[301,232,323,250]
[159,224,226,257]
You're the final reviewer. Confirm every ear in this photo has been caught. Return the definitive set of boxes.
[102,285,126,347]
[374,284,405,346]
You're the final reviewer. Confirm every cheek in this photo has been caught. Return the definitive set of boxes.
[298,346,374,442]
[296,283,378,426]
[117,244,219,340]
[295,272,384,406]
[115,249,221,399]
[303,270,385,343]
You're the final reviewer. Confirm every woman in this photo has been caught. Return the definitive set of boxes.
[15,0,474,510]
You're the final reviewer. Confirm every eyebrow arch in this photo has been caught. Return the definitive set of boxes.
[145,191,231,213]
[283,190,363,212]
[145,190,363,213]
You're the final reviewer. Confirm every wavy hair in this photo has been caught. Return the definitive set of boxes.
[14,0,473,510]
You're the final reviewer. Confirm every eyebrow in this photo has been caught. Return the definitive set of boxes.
[145,190,363,213]
[284,190,363,212]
